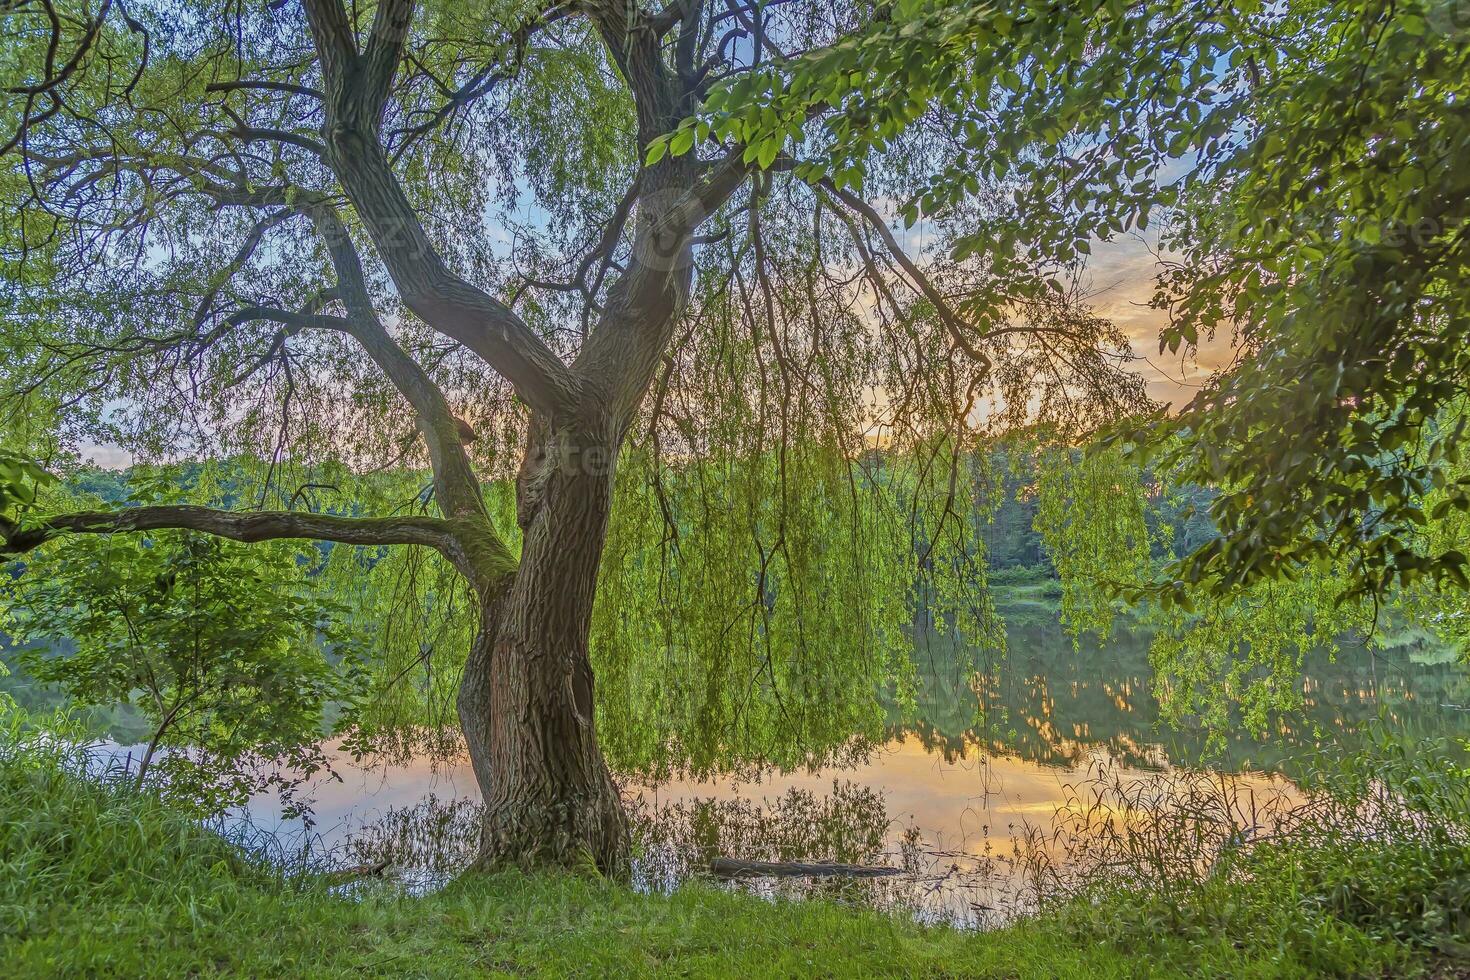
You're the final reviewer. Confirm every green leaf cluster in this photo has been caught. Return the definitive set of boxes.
[1,529,367,813]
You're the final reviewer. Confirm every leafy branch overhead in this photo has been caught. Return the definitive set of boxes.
[0,453,57,523]
[660,0,1470,603]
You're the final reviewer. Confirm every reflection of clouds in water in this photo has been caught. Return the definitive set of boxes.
[96,616,1465,924]
[112,622,1462,926]
[222,733,1294,929]
[629,738,1294,928]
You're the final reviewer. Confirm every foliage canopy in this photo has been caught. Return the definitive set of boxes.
[689,0,1470,605]
[5,0,1468,792]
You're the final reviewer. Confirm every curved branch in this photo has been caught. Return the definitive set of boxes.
[224,306,352,332]
[303,0,583,421]
[194,210,294,327]
[216,115,327,157]
[205,79,324,101]
[306,205,491,523]
[818,178,992,374]
[2,0,121,157]
[2,506,460,559]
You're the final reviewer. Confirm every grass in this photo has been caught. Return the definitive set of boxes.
[0,754,1158,978]
[0,714,1463,977]
[988,582,1067,631]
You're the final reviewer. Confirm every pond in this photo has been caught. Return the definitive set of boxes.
[215,597,1470,929]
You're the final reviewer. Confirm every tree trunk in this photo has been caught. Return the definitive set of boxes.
[456,418,630,875]
[133,699,185,792]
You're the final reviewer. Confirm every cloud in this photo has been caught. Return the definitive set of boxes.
[1081,234,1234,410]
[79,442,133,470]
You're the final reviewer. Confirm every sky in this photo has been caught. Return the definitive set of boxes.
[76,233,1221,470]
[1083,234,1231,411]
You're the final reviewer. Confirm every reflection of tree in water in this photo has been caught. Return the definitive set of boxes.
[343,734,1351,928]
[346,783,891,889]
[340,602,1469,918]
[344,781,1011,925]
[630,781,887,870]
[892,619,1470,775]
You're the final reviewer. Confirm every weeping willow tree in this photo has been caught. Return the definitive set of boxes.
[672,0,1470,741]
[0,0,1145,873]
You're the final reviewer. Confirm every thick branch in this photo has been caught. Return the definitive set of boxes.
[301,0,359,83]
[216,116,327,157]
[224,306,352,333]
[362,0,416,122]
[303,0,583,420]
[586,0,679,140]
[2,506,459,559]
[695,146,765,216]
[307,205,490,522]
[205,79,324,101]
[645,0,690,37]
[573,146,758,405]
[216,212,494,528]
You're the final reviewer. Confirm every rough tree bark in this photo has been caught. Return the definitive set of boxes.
[295,0,739,874]
[2,0,851,877]
[457,418,629,871]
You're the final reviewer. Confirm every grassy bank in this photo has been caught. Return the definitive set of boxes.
[0,757,1176,978]
[2,696,1470,975]
[1,720,1464,977]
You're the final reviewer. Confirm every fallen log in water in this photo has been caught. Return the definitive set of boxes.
[709,857,904,879]
[322,858,391,885]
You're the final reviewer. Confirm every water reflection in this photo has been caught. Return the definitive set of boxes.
[315,734,1297,927]
[213,614,1470,925]
[901,616,1470,775]
[345,794,482,889]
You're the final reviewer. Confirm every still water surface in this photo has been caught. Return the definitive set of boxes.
[234,607,1470,927]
